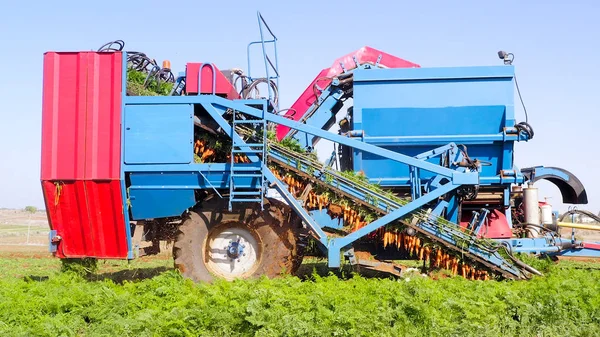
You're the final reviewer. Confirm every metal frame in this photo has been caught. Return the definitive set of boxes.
[246,11,279,111]
[118,53,600,275]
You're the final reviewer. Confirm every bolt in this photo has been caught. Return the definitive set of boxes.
[243,253,246,256]
[237,259,241,262]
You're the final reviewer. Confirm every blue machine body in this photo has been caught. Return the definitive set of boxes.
[351,65,526,186]
[112,25,597,277]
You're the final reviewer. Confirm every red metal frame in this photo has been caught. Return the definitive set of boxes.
[40,51,128,259]
[185,62,239,99]
[460,209,512,239]
[42,181,128,258]
[275,46,420,140]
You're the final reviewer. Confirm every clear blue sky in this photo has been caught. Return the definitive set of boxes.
[0,0,598,214]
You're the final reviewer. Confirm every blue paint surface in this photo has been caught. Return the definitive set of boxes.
[129,189,195,220]
[124,104,193,164]
[351,65,520,202]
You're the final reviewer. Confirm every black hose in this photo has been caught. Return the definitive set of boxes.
[500,241,543,277]
[98,40,124,52]
[98,40,176,94]
[242,78,279,107]
[559,209,600,223]
[515,121,534,139]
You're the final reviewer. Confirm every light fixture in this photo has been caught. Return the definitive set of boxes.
[497,50,514,65]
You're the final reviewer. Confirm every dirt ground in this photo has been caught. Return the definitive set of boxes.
[0,209,50,252]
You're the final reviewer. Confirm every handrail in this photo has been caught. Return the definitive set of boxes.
[197,63,216,95]
[246,11,280,110]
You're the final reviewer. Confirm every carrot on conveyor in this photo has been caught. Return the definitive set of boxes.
[201,148,215,161]
[435,249,442,268]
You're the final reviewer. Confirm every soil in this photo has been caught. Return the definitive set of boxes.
[0,209,50,252]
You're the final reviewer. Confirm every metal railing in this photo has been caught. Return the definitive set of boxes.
[246,11,280,111]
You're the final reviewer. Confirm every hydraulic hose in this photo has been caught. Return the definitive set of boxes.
[559,209,600,223]
[500,241,543,277]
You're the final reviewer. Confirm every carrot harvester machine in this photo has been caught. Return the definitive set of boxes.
[40,13,598,282]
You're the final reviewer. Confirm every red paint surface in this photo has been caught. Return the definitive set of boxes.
[276,46,420,140]
[185,63,239,99]
[41,51,128,258]
[582,242,600,250]
[42,180,128,258]
[84,53,123,180]
[41,52,122,180]
[41,52,88,180]
[460,209,512,239]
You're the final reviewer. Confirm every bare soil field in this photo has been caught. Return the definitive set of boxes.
[0,209,49,250]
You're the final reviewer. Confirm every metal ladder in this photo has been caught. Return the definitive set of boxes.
[228,108,267,211]
[246,11,280,111]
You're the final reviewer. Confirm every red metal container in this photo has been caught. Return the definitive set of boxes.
[185,62,239,99]
[40,51,128,259]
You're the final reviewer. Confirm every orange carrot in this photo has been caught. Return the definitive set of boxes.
[201,148,215,160]
[433,249,440,267]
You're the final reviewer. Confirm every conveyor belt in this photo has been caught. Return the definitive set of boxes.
[232,125,533,279]
[265,142,532,280]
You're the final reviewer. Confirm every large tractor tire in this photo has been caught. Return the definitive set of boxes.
[173,195,307,282]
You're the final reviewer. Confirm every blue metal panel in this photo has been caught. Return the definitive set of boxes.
[356,144,504,185]
[129,189,195,220]
[125,162,262,173]
[361,106,506,136]
[121,53,134,259]
[292,90,342,148]
[128,171,261,190]
[352,65,517,191]
[354,66,515,82]
[124,104,193,164]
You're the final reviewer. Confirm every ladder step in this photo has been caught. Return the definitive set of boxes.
[231,191,262,196]
[232,149,264,153]
[232,174,263,178]
[232,143,264,147]
[233,120,265,124]
[230,166,262,171]
[230,198,263,202]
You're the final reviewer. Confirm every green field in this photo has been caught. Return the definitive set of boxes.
[1,252,600,337]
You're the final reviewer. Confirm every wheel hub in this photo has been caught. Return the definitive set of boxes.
[205,225,261,280]
[226,239,245,259]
